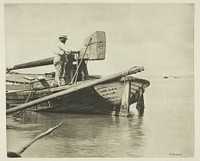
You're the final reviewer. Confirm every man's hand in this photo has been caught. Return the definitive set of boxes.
[70,51,80,54]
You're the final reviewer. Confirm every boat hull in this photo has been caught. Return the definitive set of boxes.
[6,77,150,115]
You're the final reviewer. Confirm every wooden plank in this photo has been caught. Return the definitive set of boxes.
[23,76,35,81]
[36,76,45,80]
[84,31,106,45]
[119,81,130,117]
[80,31,106,60]
[6,84,33,91]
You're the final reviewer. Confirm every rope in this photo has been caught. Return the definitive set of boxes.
[25,89,34,103]
[74,52,79,84]
[70,38,92,84]
[12,88,34,118]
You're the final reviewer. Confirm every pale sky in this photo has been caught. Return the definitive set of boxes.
[4,3,194,77]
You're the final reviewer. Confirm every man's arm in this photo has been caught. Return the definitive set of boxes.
[59,43,70,55]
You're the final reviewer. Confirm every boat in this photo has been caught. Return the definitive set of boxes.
[6,31,150,116]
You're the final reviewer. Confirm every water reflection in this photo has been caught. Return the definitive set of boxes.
[7,111,146,157]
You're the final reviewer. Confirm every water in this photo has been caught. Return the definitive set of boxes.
[6,77,194,158]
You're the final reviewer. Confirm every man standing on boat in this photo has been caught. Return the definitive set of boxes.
[53,35,71,86]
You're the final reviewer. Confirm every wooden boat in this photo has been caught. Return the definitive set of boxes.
[6,31,150,116]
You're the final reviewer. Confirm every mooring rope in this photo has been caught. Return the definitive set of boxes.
[24,89,34,103]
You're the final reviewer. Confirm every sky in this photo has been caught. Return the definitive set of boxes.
[4,3,194,77]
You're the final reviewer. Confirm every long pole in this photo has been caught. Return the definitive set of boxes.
[17,122,63,155]
[7,122,63,157]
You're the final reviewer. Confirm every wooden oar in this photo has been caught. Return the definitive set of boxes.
[7,122,63,157]
[6,66,144,115]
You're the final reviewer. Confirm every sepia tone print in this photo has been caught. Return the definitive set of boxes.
[4,3,194,158]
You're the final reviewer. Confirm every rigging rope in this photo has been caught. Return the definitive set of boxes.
[70,37,92,84]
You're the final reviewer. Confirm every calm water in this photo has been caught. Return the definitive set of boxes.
[6,77,194,158]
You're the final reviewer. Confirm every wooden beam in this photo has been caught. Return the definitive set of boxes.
[119,81,131,117]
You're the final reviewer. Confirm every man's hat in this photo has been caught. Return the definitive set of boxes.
[59,35,68,39]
